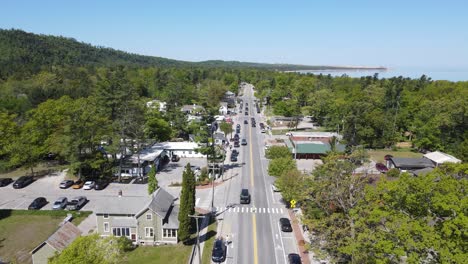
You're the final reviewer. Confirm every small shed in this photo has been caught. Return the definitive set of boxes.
[31,222,82,264]
[423,151,461,167]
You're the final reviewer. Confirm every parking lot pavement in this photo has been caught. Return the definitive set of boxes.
[157,157,207,187]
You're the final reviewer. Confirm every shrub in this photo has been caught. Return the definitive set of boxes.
[387,168,400,178]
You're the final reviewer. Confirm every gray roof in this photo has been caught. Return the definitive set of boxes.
[147,188,175,217]
[390,158,435,169]
[112,217,138,227]
[162,205,180,229]
[95,196,151,215]
[32,222,81,254]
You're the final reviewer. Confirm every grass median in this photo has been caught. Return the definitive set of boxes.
[201,216,218,264]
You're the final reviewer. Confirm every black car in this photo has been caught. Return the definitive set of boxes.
[94,180,109,190]
[236,128,240,133]
[240,188,251,204]
[234,141,240,148]
[244,120,248,124]
[13,176,34,189]
[28,197,47,210]
[230,155,238,162]
[288,253,302,264]
[232,149,239,156]
[244,111,248,115]
[236,124,241,129]
[0,178,13,187]
[252,122,256,127]
[280,218,293,232]
[211,238,227,263]
[234,133,240,140]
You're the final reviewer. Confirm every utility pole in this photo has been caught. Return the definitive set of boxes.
[188,214,205,264]
[211,123,216,214]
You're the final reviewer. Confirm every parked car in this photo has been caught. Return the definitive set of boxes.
[0,178,13,187]
[236,124,241,129]
[171,154,180,162]
[59,180,74,189]
[211,238,227,263]
[244,111,248,115]
[13,176,34,189]
[94,180,109,190]
[252,122,256,127]
[234,134,240,140]
[66,196,87,211]
[28,197,47,210]
[231,149,239,156]
[280,218,293,232]
[271,184,281,192]
[52,197,68,210]
[234,141,240,148]
[288,253,302,264]
[72,180,84,189]
[83,181,95,190]
[230,155,238,162]
[240,188,251,204]
[241,139,247,145]
[244,120,248,124]
[375,163,389,173]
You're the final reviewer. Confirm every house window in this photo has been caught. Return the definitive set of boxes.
[112,227,130,237]
[163,229,177,238]
[104,222,109,232]
[145,227,154,238]
[103,214,109,219]
[146,213,152,220]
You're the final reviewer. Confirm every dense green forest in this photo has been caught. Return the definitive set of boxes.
[253,72,468,161]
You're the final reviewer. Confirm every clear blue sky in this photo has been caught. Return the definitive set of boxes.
[1,0,468,69]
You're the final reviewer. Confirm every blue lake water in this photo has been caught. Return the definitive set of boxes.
[296,68,468,82]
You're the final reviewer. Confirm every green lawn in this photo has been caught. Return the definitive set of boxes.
[369,148,423,163]
[0,210,90,264]
[201,217,218,264]
[123,244,193,264]
[0,162,68,179]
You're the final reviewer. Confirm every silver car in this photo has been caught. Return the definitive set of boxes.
[52,197,68,210]
[66,196,87,211]
[83,181,95,190]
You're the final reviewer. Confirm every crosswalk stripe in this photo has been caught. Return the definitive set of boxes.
[280,208,284,214]
[268,208,270,213]
[241,207,244,213]
[228,207,232,212]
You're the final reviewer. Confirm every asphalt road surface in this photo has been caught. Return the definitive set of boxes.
[212,84,299,264]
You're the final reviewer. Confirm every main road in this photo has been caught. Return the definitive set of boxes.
[212,83,299,264]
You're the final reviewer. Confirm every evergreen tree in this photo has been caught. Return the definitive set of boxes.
[147,166,158,195]
[178,163,196,242]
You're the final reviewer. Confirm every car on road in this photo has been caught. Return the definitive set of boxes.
[66,196,87,211]
[52,197,68,210]
[244,120,248,124]
[232,149,239,156]
[280,218,293,232]
[375,163,389,173]
[0,178,13,187]
[241,139,247,145]
[234,141,240,148]
[28,197,48,210]
[271,184,281,192]
[244,111,248,115]
[94,180,109,190]
[59,180,74,189]
[211,238,227,263]
[230,155,238,162]
[234,133,239,140]
[13,176,34,189]
[288,253,302,264]
[252,122,256,127]
[72,180,84,189]
[83,181,95,190]
[240,188,251,204]
[171,154,180,162]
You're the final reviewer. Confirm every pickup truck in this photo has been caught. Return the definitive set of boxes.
[66,196,87,211]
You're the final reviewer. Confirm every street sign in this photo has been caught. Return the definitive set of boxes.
[290,199,297,208]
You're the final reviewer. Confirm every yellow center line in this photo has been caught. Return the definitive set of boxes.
[249,102,259,264]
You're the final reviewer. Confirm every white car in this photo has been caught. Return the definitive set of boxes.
[52,197,68,210]
[83,181,95,190]
[271,184,281,192]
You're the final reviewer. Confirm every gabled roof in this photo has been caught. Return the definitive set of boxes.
[423,151,461,164]
[136,187,176,219]
[31,222,81,254]
[390,158,435,169]
[95,196,151,215]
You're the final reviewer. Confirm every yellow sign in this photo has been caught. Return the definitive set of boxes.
[290,199,297,208]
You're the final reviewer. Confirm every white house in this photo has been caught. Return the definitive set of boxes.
[423,151,461,167]
[146,100,167,113]
[219,102,228,115]
[153,142,206,158]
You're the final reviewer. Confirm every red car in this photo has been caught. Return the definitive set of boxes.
[376,163,389,173]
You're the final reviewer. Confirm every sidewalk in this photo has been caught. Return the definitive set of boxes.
[289,209,311,264]
[190,212,211,264]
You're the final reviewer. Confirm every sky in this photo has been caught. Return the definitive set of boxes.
[1,0,468,69]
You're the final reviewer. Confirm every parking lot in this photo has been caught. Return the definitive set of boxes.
[0,157,208,213]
